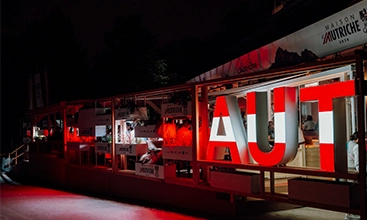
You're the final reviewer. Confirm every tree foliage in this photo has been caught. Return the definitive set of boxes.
[19,6,89,103]
[2,0,20,32]
[160,36,207,83]
[91,15,172,98]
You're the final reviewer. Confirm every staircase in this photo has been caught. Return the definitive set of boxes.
[1,144,30,184]
[1,144,28,173]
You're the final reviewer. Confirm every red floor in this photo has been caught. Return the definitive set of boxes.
[0,180,207,220]
[0,173,347,220]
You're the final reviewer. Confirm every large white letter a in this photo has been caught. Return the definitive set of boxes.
[207,96,250,164]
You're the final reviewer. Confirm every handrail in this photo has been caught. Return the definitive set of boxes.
[10,144,24,155]
[9,144,26,165]
[12,152,25,162]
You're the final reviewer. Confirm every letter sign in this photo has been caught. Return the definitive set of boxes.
[207,96,250,164]
[300,80,355,171]
[206,80,356,171]
[247,87,298,166]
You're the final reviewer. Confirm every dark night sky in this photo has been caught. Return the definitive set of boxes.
[13,0,241,62]
[3,0,354,152]
[1,0,243,152]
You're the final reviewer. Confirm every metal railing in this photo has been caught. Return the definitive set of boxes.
[9,144,28,165]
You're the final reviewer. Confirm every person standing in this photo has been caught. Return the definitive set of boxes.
[347,131,359,172]
[345,131,360,220]
[268,121,275,147]
[1,153,13,173]
[176,119,192,146]
[303,115,316,131]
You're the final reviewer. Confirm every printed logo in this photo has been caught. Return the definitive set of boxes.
[164,106,184,115]
[360,8,367,33]
[237,59,258,74]
[322,8,366,45]
[154,166,159,177]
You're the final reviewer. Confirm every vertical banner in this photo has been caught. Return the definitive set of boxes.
[34,73,44,108]
[43,71,49,106]
[28,77,33,110]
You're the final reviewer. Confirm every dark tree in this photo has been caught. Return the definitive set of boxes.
[1,5,89,151]
[160,36,208,84]
[1,0,28,152]
[91,15,171,98]
[1,0,20,32]
[19,6,89,103]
